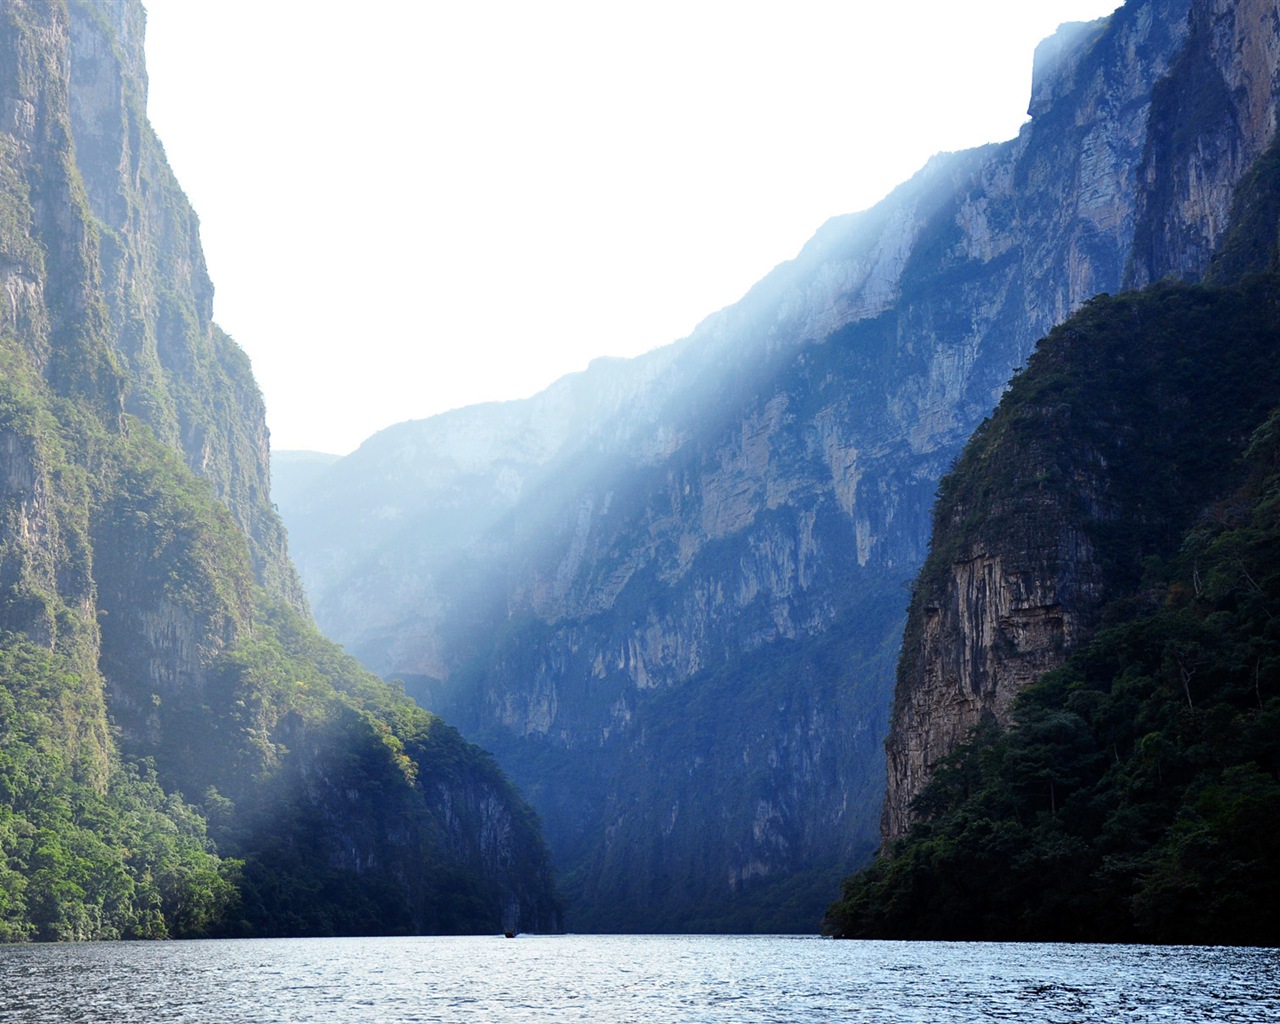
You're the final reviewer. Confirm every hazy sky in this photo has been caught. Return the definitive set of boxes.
[142,0,1121,455]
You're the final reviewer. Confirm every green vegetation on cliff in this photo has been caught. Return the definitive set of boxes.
[0,334,559,937]
[826,408,1280,943]
[830,127,1280,944]
[195,603,561,937]
[0,636,235,941]
[0,0,559,940]
[826,273,1280,944]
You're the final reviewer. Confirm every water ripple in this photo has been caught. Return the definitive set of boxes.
[0,935,1276,1023]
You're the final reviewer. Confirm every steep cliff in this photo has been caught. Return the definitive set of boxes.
[883,0,1280,846]
[67,0,302,608]
[278,0,1216,930]
[0,0,558,939]
[826,139,1280,939]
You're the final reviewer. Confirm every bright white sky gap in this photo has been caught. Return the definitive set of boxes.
[143,0,1122,455]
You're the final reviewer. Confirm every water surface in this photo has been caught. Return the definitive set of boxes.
[0,934,1276,1022]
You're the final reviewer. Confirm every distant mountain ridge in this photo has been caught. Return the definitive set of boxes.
[270,0,1280,931]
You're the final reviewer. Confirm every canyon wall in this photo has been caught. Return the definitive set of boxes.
[883,0,1280,845]
[0,0,558,938]
[277,0,1234,929]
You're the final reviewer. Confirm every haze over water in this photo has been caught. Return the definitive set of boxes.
[1,934,1275,1023]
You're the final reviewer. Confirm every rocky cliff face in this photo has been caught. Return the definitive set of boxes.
[1,0,126,664]
[66,0,303,609]
[0,0,558,938]
[881,383,1116,844]
[279,0,1212,930]
[883,0,1280,846]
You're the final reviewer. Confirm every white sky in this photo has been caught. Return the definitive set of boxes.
[141,0,1121,455]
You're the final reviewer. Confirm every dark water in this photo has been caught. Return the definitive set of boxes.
[0,934,1276,1023]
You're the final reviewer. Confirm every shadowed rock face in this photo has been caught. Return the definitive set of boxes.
[273,0,1280,929]
[1128,0,1280,288]
[882,444,1111,846]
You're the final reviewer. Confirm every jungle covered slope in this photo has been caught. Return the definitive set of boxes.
[0,0,558,939]
[825,153,1280,943]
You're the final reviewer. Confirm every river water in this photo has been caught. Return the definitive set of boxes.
[0,934,1276,1023]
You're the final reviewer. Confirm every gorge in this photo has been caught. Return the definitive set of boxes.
[276,0,1280,932]
[4,0,1278,943]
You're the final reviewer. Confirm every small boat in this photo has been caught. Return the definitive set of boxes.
[504,930,518,938]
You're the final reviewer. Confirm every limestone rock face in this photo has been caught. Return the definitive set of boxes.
[882,470,1110,843]
[279,0,1259,929]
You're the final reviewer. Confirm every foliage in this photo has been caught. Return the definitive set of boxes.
[1206,139,1280,284]
[0,636,237,940]
[831,136,1280,943]
[825,307,1280,944]
[0,397,560,940]
[918,276,1280,607]
[134,599,560,938]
